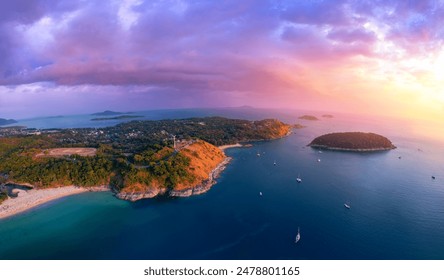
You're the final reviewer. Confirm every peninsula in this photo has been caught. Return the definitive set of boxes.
[0,117,291,218]
[309,132,396,151]
[0,118,17,126]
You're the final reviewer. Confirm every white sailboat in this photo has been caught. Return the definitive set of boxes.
[296,175,302,183]
[295,227,300,243]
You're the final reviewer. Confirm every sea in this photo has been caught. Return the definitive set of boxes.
[1,108,444,260]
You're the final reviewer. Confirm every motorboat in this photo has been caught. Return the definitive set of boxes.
[295,227,300,243]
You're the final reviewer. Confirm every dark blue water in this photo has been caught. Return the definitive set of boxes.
[1,109,444,259]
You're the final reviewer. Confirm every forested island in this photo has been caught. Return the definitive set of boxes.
[298,115,319,121]
[91,110,128,116]
[309,132,396,151]
[0,117,291,210]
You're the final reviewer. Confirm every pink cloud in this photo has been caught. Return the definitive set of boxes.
[0,0,443,120]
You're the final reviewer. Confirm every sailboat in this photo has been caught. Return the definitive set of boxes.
[344,203,351,209]
[295,227,300,243]
[273,160,276,166]
[296,175,302,183]
[259,192,263,196]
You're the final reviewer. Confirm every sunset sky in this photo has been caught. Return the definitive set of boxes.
[0,0,443,121]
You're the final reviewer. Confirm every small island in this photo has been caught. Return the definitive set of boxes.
[298,115,319,121]
[309,132,396,151]
[91,110,129,116]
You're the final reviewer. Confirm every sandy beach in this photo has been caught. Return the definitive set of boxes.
[0,186,108,220]
[218,143,243,151]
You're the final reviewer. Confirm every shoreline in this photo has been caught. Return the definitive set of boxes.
[118,156,233,200]
[217,131,292,152]
[169,156,232,197]
[309,144,396,152]
[0,186,109,220]
[1,135,288,218]
[0,152,234,217]
[218,143,243,151]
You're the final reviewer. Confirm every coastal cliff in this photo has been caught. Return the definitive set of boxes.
[309,132,396,151]
[116,141,229,201]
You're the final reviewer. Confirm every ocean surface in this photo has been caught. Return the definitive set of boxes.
[1,108,444,259]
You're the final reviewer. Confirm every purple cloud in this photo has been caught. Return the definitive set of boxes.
[0,0,443,119]
[3,0,439,87]
[327,28,376,44]
[281,0,350,26]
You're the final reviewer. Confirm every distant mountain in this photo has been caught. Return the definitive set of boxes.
[0,118,17,126]
[91,115,143,121]
[91,110,128,116]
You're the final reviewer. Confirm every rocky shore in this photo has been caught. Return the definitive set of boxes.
[169,157,231,197]
[115,188,166,201]
[116,157,232,201]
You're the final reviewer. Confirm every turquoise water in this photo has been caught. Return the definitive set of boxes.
[1,109,444,259]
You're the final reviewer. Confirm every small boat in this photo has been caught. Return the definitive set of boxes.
[398,156,402,159]
[317,158,321,162]
[344,203,351,209]
[318,150,323,154]
[432,176,436,180]
[257,152,261,157]
[273,160,276,165]
[295,227,300,243]
[296,175,302,183]
[259,192,263,196]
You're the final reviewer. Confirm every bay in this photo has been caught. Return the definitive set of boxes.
[1,108,444,259]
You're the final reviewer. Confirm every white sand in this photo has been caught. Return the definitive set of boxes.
[0,186,92,219]
[218,143,243,151]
